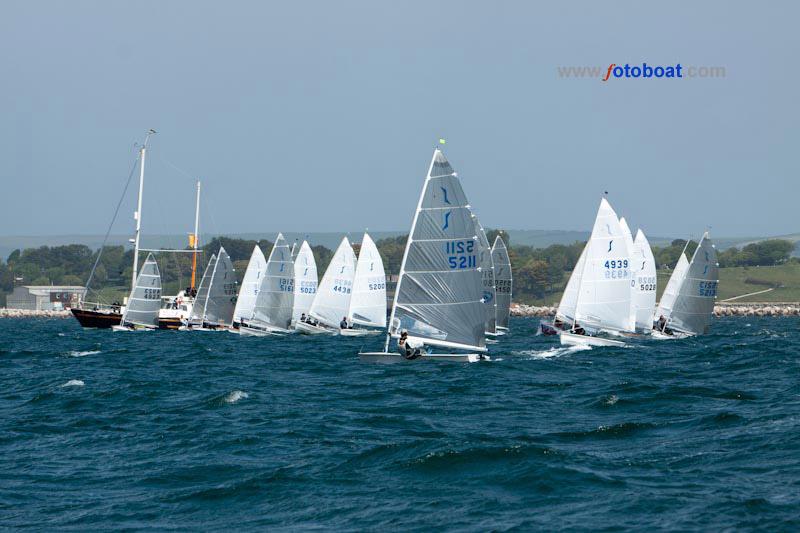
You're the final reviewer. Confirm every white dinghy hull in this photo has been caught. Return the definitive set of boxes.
[559,331,626,347]
[294,321,336,335]
[340,328,381,337]
[358,352,488,363]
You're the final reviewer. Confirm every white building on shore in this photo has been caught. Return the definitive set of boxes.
[5,286,86,311]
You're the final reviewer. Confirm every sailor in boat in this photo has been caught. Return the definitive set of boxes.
[397,330,423,360]
[571,322,586,336]
[340,316,353,330]
[655,315,674,336]
[300,313,307,323]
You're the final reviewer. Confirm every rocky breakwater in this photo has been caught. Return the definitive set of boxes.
[0,309,71,318]
[510,302,800,318]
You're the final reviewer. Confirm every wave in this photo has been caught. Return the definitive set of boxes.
[60,379,85,388]
[66,350,101,357]
[224,390,249,404]
[513,344,591,359]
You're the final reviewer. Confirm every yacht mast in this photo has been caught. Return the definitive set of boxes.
[130,129,155,292]
[190,180,201,290]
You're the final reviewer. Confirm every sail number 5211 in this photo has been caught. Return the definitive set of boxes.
[445,240,476,269]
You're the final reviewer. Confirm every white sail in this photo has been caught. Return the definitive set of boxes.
[232,245,267,325]
[556,245,587,323]
[655,253,689,323]
[474,218,497,334]
[122,253,161,328]
[203,247,237,326]
[619,217,639,330]
[491,235,512,330]
[309,237,356,328]
[632,229,657,331]
[669,233,719,335]
[189,253,216,323]
[574,198,635,333]
[251,234,295,330]
[292,240,318,324]
[348,233,387,328]
[387,149,486,352]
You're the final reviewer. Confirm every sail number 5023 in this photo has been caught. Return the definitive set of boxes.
[445,240,476,269]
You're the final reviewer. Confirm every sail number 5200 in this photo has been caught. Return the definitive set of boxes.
[445,240,476,269]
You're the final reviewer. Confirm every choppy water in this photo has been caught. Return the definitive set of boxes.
[1,317,799,530]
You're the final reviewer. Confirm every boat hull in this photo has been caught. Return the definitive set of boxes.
[294,321,336,335]
[340,328,381,337]
[559,331,625,347]
[359,352,488,363]
[71,308,122,328]
[158,317,183,330]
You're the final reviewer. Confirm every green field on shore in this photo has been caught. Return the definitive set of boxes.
[523,264,800,306]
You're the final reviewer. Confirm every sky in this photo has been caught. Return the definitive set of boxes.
[1,1,798,240]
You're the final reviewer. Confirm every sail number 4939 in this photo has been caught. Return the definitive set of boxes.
[445,240,476,269]
[604,259,630,279]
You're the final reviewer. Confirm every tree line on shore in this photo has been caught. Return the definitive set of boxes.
[0,234,795,306]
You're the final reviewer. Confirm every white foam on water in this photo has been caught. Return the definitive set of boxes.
[224,390,249,404]
[60,379,85,388]
[605,394,619,405]
[514,344,592,359]
[67,350,101,358]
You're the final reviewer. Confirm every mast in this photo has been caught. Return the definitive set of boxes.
[190,180,201,290]
[384,148,438,352]
[131,129,155,292]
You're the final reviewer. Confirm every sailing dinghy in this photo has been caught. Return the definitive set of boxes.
[632,229,657,332]
[653,232,718,338]
[241,234,295,336]
[540,245,587,336]
[232,245,267,328]
[491,235,512,334]
[291,240,318,327]
[341,232,386,336]
[298,237,356,335]
[185,247,237,330]
[559,198,634,347]
[112,253,162,331]
[474,218,499,337]
[359,148,489,362]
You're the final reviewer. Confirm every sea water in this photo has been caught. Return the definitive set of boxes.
[1,317,799,530]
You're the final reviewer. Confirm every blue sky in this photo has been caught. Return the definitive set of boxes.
[1,1,797,238]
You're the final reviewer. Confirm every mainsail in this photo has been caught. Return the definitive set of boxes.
[251,234,295,331]
[201,247,237,326]
[474,218,497,334]
[122,252,161,328]
[619,217,638,329]
[387,149,486,352]
[190,253,216,324]
[348,233,387,328]
[491,235,512,330]
[669,233,719,335]
[309,237,356,328]
[557,245,587,324]
[632,229,657,331]
[655,253,689,323]
[292,240,318,324]
[232,245,267,325]
[574,198,635,333]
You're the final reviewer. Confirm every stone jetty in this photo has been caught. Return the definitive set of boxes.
[0,309,71,318]
[510,303,800,318]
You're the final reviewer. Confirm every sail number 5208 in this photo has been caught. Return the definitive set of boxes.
[445,240,476,269]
